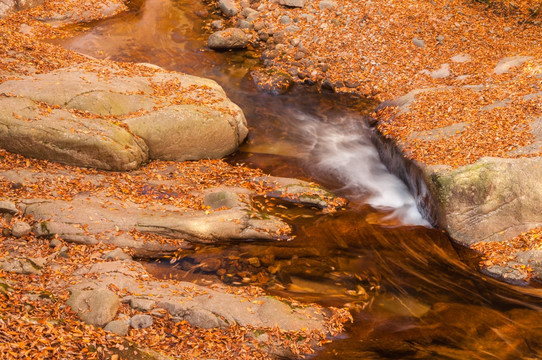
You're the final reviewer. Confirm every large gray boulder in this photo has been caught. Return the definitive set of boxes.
[0,96,148,171]
[0,64,248,169]
[423,157,542,245]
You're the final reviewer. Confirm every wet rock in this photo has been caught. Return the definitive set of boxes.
[483,265,527,285]
[11,221,31,237]
[251,70,293,95]
[208,28,249,50]
[103,248,132,261]
[279,0,305,8]
[0,200,17,214]
[218,0,239,17]
[130,314,153,329]
[104,319,129,336]
[321,78,335,92]
[67,285,120,327]
[194,9,209,18]
[130,298,156,312]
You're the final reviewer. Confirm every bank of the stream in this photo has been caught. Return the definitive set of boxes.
[51,0,542,358]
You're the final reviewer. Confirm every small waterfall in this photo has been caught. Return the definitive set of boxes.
[296,112,430,227]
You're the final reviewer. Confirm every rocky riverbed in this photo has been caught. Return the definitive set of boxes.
[0,1,352,358]
[203,0,542,285]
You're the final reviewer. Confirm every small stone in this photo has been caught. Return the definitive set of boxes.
[49,238,62,248]
[261,49,279,60]
[218,0,239,17]
[194,9,209,18]
[102,248,132,261]
[294,51,305,60]
[280,15,291,25]
[319,0,337,10]
[104,320,129,336]
[436,35,445,44]
[130,314,153,329]
[412,38,425,48]
[253,21,265,31]
[284,25,300,32]
[248,257,261,267]
[11,221,31,238]
[211,20,224,30]
[129,298,155,312]
[238,20,252,29]
[279,0,305,8]
[0,201,17,215]
[321,78,335,92]
[208,28,249,50]
[345,80,359,88]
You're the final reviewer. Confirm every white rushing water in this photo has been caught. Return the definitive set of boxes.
[296,112,430,227]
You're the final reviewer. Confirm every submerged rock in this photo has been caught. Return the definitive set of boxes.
[251,70,293,95]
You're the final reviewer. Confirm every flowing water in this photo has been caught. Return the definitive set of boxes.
[58,0,542,358]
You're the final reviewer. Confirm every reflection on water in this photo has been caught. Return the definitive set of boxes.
[58,0,542,358]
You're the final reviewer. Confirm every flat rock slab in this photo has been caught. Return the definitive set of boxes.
[0,63,248,170]
[22,195,289,255]
[72,260,329,332]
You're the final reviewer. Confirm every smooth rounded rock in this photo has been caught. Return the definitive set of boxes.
[130,314,153,329]
[208,28,249,50]
[11,221,31,238]
[67,287,120,327]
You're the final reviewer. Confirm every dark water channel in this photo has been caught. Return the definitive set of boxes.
[58,0,542,358]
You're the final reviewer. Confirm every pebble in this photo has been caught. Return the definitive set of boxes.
[294,51,305,60]
[412,38,425,48]
[211,20,224,30]
[49,238,62,248]
[280,15,292,25]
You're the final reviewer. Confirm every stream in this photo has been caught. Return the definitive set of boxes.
[57,0,542,358]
